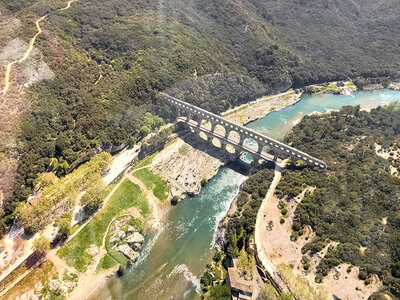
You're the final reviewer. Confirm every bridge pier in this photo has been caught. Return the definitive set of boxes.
[257,142,263,154]
[239,135,246,146]
[251,154,260,168]
[210,121,216,133]
[220,140,227,151]
[224,129,230,139]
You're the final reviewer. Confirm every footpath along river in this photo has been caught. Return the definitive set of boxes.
[91,89,400,300]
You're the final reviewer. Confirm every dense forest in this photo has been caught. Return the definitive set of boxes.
[2,0,400,226]
[277,104,400,297]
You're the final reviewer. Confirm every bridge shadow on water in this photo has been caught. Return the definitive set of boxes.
[178,128,276,176]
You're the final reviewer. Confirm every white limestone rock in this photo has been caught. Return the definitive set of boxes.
[125,232,144,244]
[117,244,139,261]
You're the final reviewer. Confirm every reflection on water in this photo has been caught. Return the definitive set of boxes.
[92,89,400,300]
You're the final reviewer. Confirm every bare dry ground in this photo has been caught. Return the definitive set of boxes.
[222,91,302,126]
[375,143,400,177]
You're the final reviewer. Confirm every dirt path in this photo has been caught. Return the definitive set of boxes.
[1,0,79,98]
[61,0,78,11]
[1,15,46,97]
[127,174,163,230]
[254,159,290,292]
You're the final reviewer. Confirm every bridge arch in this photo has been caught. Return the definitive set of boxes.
[211,137,222,148]
[227,130,240,144]
[242,137,260,153]
[213,124,226,137]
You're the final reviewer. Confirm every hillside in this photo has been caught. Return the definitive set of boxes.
[278,104,400,298]
[1,0,400,225]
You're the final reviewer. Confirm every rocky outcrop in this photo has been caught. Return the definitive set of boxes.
[117,245,139,261]
[125,232,144,244]
[108,216,145,263]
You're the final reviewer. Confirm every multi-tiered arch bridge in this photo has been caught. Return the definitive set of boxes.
[161,93,327,169]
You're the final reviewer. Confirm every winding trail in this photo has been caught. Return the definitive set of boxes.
[0,15,47,97]
[61,0,78,11]
[1,0,79,99]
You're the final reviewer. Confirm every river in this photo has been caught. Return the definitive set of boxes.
[91,89,400,300]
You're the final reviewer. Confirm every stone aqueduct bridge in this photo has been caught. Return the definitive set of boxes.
[161,93,327,169]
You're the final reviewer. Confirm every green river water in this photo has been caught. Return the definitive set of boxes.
[92,89,400,300]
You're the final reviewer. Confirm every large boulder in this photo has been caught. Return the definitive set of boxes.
[132,243,143,251]
[109,234,120,244]
[117,245,139,261]
[125,232,144,244]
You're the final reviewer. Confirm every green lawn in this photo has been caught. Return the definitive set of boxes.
[58,180,149,272]
[133,153,170,202]
[97,254,118,271]
[133,168,169,201]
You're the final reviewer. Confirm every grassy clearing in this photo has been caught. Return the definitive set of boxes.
[133,168,169,201]
[133,154,170,201]
[2,261,57,300]
[0,265,27,293]
[58,180,149,272]
[97,254,118,271]
[135,153,157,169]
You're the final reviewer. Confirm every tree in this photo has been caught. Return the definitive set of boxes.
[34,172,57,189]
[33,234,51,254]
[81,175,106,212]
[140,125,151,137]
[237,249,254,280]
[206,285,231,300]
[259,284,278,300]
[128,136,137,148]
[55,213,72,237]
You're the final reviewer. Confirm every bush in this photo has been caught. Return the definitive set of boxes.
[213,251,222,262]
[201,177,208,187]
[171,196,179,206]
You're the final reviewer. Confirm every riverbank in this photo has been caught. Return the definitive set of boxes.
[222,90,302,126]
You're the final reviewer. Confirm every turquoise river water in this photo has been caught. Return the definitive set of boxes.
[92,89,400,300]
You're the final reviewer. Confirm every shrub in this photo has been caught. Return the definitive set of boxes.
[171,196,179,206]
